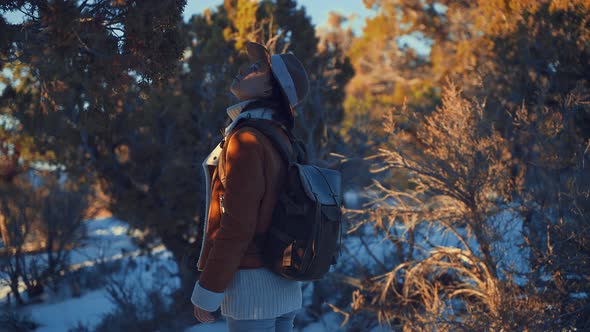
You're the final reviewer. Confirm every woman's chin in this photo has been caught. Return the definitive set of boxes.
[229,85,243,99]
[230,90,255,101]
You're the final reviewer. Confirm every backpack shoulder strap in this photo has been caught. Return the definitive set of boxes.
[235,119,297,165]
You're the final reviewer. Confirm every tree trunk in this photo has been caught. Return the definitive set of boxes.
[0,212,10,248]
[8,263,24,306]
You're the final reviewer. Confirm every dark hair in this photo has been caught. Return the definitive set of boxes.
[267,73,294,130]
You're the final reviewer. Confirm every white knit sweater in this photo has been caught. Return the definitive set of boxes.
[221,267,302,320]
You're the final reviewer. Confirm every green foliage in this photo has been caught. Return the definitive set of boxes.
[123,0,187,81]
[1,0,354,296]
[1,0,194,289]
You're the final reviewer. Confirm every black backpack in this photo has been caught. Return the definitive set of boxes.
[236,119,343,281]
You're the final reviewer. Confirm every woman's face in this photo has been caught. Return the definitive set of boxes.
[230,60,273,101]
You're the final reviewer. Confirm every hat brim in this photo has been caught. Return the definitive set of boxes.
[245,41,271,66]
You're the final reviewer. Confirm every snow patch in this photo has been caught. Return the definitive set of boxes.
[21,289,115,332]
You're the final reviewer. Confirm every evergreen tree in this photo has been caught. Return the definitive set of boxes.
[1,0,353,296]
[1,0,193,289]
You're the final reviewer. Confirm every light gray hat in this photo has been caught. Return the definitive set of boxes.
[245,41,310,108]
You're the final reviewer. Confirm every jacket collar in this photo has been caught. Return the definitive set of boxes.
[224,99,275,136]
[226,99,256,120]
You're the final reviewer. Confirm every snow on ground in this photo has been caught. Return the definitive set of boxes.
[5,217,178,332]
[23,288,116,332]
[183,312,391,332]
[1,217,141,301]
[18,247,178,332]
[185,321,228,332]
[5,193,533,332]
[342,201,530,286]
[7,217,367,332]
[488,209,530,283]
[69,217,138,266]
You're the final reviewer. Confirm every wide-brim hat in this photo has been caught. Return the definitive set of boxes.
[245,41,309,109]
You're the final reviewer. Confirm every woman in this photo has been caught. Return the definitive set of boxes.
[190,41,310,332]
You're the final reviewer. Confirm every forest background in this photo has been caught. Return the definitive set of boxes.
[0,0,589,331]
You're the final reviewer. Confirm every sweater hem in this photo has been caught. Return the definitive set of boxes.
[221,304,302,320]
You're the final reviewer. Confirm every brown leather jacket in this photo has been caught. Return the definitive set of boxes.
[197,119,291,293]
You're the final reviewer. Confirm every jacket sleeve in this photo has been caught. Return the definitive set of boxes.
[194,128,265,309]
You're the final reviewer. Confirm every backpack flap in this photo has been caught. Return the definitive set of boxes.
[296,165,342,207]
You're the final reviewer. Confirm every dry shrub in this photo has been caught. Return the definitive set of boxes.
[0,305,38,332]
[338,82,589,331]
[0,172,90,305]
[92,256,192,332]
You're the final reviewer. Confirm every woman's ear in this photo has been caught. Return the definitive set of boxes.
[262,87,273,97]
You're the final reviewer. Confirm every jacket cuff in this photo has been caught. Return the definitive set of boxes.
[190,281,225,311]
